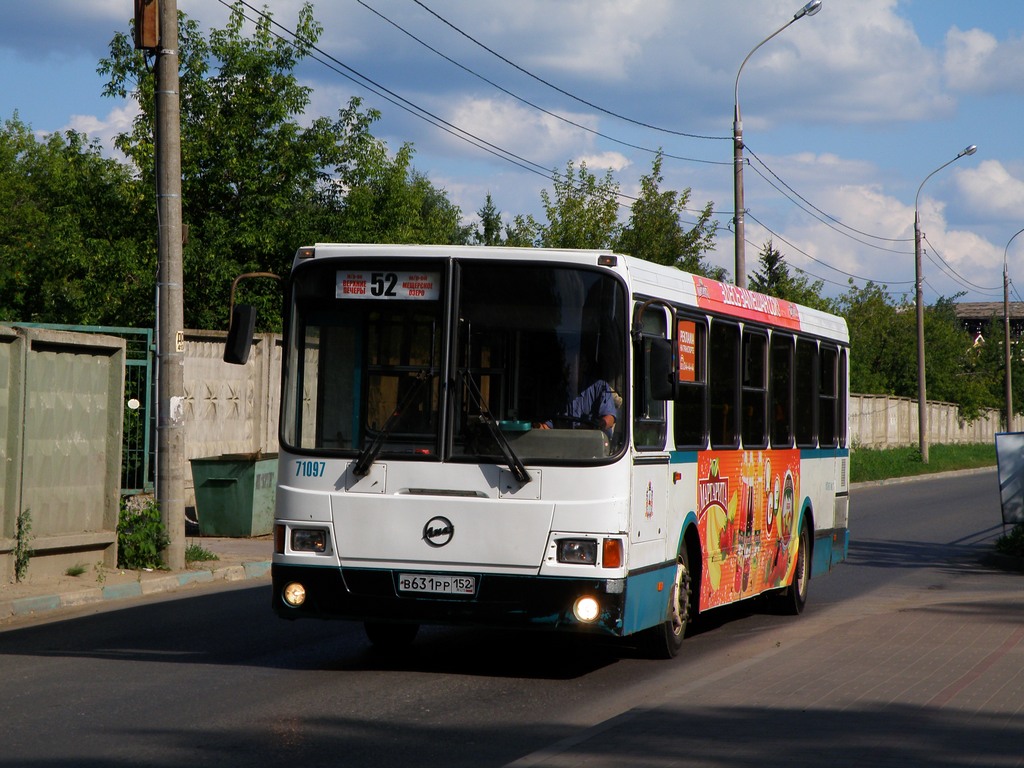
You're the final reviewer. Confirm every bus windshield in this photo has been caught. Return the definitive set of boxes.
[280,258,628,465]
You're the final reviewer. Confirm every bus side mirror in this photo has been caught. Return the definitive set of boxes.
[224,304,257,365]
[648,337,677,401]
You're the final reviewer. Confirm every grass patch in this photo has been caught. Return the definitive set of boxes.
[185,542,219,564]
[850,442,996,484]
[65,564,87,577]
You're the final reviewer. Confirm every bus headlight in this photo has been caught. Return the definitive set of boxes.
[291,528,328,553]
[282,582,307,607]
[557,539,597,564]
[573,596,601,623]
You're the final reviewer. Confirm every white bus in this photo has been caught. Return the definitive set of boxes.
[227,244,850,657]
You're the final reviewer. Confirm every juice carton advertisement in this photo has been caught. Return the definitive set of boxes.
[696,449,800,611]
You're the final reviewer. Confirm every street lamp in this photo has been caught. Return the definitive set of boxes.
[1004,227,1024,432]
[913,144,978,463]
[733,0,822,289]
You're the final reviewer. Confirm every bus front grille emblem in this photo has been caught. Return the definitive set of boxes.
[423,516,454,547]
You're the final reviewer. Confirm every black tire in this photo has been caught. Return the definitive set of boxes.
[364,621,420,651]
[775,520,810,615]
[643,547,692,659]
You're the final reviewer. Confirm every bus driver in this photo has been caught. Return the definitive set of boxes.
[538,378,620,436]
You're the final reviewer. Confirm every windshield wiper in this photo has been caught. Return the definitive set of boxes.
[353,371,432,477]
[462,372,531,484]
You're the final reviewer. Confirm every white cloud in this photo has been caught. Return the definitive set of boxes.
[577,152,630,173]
[944,26,1024,93]
[66,102,138,145]
[444,96,597,166]
[958,160,1024,221]
[514,0,675,82]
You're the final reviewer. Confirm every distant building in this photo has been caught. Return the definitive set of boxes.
[954,302,1024,346]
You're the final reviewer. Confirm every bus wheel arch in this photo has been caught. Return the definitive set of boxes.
[774,507,812,615]
[682,524,701,627]
[642,525,698,659]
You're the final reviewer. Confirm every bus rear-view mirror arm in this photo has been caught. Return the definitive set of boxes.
[224,271,280,365]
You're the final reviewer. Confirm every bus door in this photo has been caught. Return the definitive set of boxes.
[631,303,673,550]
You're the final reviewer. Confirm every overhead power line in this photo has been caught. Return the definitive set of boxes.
[223,0,556,181]
[746,147,913,244]
[746,212,915,287]
[358,0,730,168]
[410,0,730,141]
[921,234,1001,293]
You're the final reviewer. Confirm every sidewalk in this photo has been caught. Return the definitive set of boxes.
[508,558,1024,767]
[0,535,273,624]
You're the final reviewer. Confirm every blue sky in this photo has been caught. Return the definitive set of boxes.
[3,0,1024,304]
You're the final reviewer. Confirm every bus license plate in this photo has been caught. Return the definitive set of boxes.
[399,573,476,595]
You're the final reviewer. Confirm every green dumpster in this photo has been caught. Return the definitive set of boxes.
[190,453,278,537]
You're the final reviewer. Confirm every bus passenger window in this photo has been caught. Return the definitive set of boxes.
[838,348,849,447]
[770,334,794,448]
[674,318,706,449]
[794,338,817,447]
[741,330,768,448]
[819,346,839,447]
[709,321,739,449]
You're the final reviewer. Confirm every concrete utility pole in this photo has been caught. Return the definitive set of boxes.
[913,144,977,465]
[154,0,186,569]
[733,0,822,289]
[1005,227,1024,432]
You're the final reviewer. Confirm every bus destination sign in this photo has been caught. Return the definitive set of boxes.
[336,271,441,300]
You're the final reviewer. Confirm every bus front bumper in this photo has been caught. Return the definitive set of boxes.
[271,563,627,637]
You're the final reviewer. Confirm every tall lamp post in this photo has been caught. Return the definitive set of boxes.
[1004,227,1024,432]
[913,144,977,463]
[733,0,822,289]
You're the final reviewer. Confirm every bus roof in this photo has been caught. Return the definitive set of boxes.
[298,244,848,344]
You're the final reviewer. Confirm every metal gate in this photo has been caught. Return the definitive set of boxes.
[16,324,154,494]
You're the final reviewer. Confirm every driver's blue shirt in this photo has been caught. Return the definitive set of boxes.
[546,379,618,435]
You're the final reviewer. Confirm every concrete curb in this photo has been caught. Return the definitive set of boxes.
[849,464,996,489]
[1,560,272,622]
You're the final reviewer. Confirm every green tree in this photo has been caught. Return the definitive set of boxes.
[331,143,470,246]
[924,296,990,419]
[474,193,503,246]
[749,239,835,312]
[836,281,911,396]
[971,311,1024,421]
[615,153,721,279]
[539,160,620,249]
[504,214,541,247]
[0,114,152,325]
[100,2,465,329]
[472,193,539,247]
[836,280,990,417]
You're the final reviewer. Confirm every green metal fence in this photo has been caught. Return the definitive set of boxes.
[16,324,154,494]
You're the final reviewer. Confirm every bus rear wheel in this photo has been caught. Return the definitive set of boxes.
[774,520,810,615]
[643,547,692,659]
[364,621,420,651]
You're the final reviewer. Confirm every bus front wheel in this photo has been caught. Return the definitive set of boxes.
[643,547,692,659]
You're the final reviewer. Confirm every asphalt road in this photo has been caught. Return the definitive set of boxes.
[0,469,1009,768]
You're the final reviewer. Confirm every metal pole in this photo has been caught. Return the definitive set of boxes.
[1006,262,1013,431]
[912,144,977,464]
[732,0,821,289]
[1005,227,1024,432]
[733,102,746,289]
[914,210,928,463]
[156,0,185,569]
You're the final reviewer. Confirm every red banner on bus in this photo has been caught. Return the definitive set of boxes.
[692,276,802,330]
